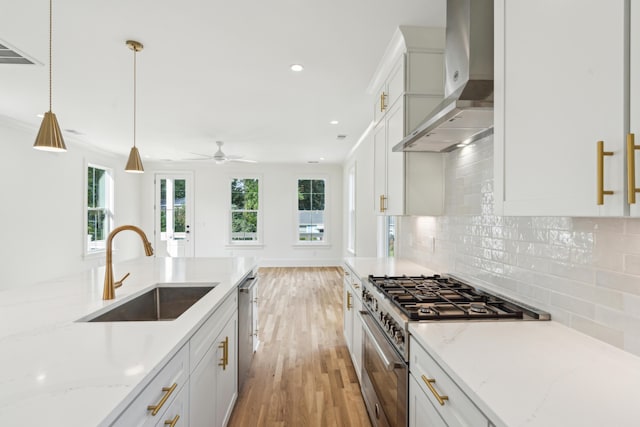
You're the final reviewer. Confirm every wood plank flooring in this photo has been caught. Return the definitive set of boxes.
[228,267,371,427]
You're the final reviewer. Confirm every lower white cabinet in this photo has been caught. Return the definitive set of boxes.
[155,383,189,427]
[190,295,238,427]
[343,264,363,382]
[409,336,491,427]
[112,290,239,427]
[113,345,189,427]
[409,375,447,427]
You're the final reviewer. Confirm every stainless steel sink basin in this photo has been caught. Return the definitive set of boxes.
[86,284,217,322]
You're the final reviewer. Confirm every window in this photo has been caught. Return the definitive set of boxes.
[230,178,260,242]
[297,178,326,242]
[86,165,113,253]
[347,165,356,253]
[159,178,187,241]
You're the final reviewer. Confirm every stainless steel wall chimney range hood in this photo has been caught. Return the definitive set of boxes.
[393,0,494,153]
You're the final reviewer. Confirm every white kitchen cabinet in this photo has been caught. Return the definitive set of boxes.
[494,0,632,216]
[409,375,448,427]
[370,26,445,216]
[409,336,491,427]
[154,384,189,427]
[112,345,189,427]
[343,264,363,382]
[190,293,238,427]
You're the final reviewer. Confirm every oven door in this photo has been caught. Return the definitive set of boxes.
[359,311,408,427]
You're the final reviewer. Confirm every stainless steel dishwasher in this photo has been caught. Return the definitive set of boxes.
[237,270,258,391]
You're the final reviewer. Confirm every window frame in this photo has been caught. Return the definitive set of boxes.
[295,175,330,246]
[227,175,263,246]
[84,162,114,256]
[346,163,356,255]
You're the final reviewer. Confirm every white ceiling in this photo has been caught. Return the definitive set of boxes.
[0,0,445,164]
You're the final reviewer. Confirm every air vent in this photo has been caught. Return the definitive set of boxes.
[337,134,347,140]
[0,40,36,65]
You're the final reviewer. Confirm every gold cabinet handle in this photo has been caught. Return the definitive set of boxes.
[147,382,178,415]
[164,414,180,427]
[353,282,360,289]
[219,336,229,370]
[347,291,352,310]
[597,140,614,205]
[421,375,449,406]
[380,92,387,112]
[628,134,640,204]
[379,195,387,213]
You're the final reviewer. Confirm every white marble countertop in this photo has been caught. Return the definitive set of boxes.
[345,257,640,427]
[0,256,256,426]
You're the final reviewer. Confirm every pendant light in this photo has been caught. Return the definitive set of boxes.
[124,40,145,173]
[33,0,66,152]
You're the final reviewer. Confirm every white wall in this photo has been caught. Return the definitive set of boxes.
[140,160,344,266]
[397,135,640,357]
[0,116,144,289]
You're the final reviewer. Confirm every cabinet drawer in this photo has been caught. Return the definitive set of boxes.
[190,291,237,372]
[343,265,362,297]
[154,381,189,427]
[113,344,189,427]
[410,337,489,427]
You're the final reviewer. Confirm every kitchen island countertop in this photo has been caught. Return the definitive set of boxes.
[0,256,256,426]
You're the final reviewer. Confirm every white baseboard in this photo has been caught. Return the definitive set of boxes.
[258,258,342,267]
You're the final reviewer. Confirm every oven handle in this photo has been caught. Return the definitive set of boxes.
[359,311,404,371]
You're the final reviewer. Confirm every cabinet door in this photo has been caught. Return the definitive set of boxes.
[351,290,363,382]
[343,278,354,351]
[386,101,406,216]
[373,121,388,215]
[216,313,238,427]
[495,0,627,216]
[631,0,640,217]
[409,375,448,427]
[189,341,217,427]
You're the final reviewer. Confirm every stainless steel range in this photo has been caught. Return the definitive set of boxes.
[359,273,550,427]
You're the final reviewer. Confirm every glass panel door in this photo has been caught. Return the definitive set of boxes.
[155,173,194,257]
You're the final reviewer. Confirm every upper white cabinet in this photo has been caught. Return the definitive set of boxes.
[370,26,446,216]
[494,0,637,216]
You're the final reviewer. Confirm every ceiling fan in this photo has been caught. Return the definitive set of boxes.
[191,141,257,164]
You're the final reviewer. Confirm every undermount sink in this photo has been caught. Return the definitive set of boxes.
[85,283,217,322]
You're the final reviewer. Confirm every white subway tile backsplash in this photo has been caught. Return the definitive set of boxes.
[398,136,640,356]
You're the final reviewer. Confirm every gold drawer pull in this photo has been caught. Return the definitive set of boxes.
[219,336,229,370]
[164,414,180,427]
[597,140,614,205]
[380,92,387,112]
[353,282,360,289]
[147,382,178,415]
[628,134,640,204]
[347,291,352,310]
[421,374,449,406]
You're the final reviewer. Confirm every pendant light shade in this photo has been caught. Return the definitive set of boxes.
[125,40,144,173]
[34,0,66,152]
[125,146,144,173]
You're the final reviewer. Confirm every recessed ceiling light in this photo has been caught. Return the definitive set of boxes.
[320,157,325,161]
[330,120,339,125]
[290,64,304,72]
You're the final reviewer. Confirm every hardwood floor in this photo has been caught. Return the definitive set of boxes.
[228,267,371,427]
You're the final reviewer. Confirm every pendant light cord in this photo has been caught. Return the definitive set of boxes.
[49,0,52,112]
[133,47,137,148]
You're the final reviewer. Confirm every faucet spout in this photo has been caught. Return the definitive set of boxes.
[103,225,154,300]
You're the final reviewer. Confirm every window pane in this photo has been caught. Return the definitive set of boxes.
[312,179,324,194]
[160,179,167,233]
[298,197,311,210]
[232,179,259,210]
[174,179,186,233]
[311,193,325,210]
[298,179,311,194]
[87,167,106,209]
[231,211,258,241]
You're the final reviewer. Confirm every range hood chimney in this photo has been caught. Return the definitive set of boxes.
[393,0,494,153]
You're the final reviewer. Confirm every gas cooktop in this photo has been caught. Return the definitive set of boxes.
[368,274,550,321]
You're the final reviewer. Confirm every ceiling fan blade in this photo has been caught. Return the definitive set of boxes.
[227,158,257,163]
